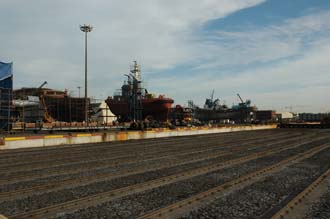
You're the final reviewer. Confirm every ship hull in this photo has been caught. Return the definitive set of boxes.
[106,98,173,122]
[194,107,255,123]
[14,88,88,123]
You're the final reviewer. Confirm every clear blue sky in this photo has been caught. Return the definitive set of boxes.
[0,0,329,112]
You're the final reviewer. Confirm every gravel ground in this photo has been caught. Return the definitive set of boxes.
[0,145,230,193]
[1,134,274,179]
[0,132,297,193]
[0,151,237,216]
[303,185,330,219]
[0,130,324,218]
[180,148,330,219]
[51,138,330,219]
[0,131,294,178]
[0,140,218,177]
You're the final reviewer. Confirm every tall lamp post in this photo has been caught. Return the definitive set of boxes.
[80,24,93,125]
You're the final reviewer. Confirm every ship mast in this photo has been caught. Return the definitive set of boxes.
[131,61,141,81]
[128,61,143,122]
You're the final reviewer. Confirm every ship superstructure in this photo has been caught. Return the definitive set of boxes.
[106,62,174,122]
[194,92,257,123]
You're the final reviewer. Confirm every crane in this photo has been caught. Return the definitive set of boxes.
[236,93,253,123]
[237,93,244,104]
[37,81,55,123]
[38,81,48,89]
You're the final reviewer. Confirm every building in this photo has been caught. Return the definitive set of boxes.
[255,110,277,123]
[298,113,330,122]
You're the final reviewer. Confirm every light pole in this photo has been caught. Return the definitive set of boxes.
[80,24,93,125]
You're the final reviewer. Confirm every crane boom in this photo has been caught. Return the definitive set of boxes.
[237,93,244,103]
[36,81,54,123]
[39,92,55,123]
[38,81,48,89]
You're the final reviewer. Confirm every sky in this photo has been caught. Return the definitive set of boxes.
[0,0,330,113]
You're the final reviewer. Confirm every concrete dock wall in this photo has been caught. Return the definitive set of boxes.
[0,124,277,150]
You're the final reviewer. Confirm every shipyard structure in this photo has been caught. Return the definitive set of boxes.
[11,85,116,130]
[13,85,88,123]
[0,60,329,132]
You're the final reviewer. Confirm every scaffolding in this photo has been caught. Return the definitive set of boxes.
[13,88,89,123]
[0,61,13,131]
[0,87,13,131]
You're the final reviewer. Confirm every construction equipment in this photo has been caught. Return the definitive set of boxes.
[37,81,55,123]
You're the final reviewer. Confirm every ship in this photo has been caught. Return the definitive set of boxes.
[106,62,174,122]
[193,91,257,123]
[13,82,89,123]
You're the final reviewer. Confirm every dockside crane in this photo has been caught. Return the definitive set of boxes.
[38,81,48,89]
[237,93,251,107]
[237,93,244,104]
[236,93,253,123]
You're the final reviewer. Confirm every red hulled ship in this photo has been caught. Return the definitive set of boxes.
[106,62,174,122]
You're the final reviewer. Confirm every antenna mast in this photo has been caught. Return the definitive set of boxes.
[131,61,141,81]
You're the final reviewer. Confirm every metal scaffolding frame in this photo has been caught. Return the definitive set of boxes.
[0,87,13,131]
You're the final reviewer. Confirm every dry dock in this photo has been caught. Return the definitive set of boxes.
[0,128,330,219]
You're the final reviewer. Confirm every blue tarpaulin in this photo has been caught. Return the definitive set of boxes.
[0,62,13,79]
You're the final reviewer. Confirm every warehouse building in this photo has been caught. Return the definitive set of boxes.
[299,113,330,122]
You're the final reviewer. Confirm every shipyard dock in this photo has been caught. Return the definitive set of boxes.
[0,127,330,219]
